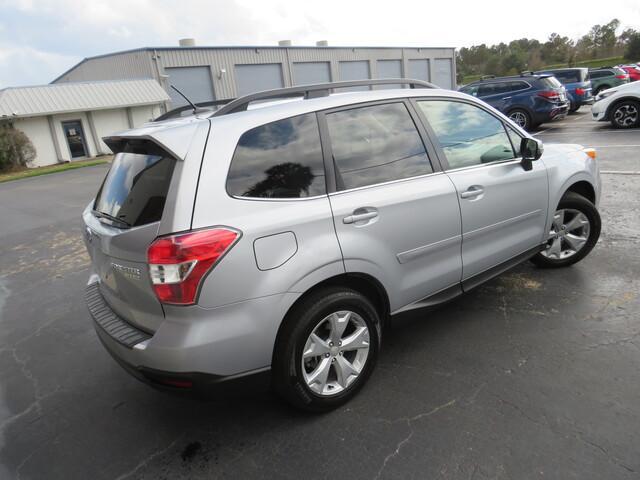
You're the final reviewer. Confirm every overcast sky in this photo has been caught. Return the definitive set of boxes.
[1,0,639,88]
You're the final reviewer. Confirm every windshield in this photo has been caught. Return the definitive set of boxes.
[94,145,175,228]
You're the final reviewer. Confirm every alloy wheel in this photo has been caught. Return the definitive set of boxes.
[509,111,528,129]
[613,103,638,127]
[301,310,370,396]
[540,208,591,260]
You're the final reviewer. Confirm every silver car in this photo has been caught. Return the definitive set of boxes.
[83,79,601,411]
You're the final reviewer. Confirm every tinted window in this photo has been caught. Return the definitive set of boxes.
[589,70,610,79]
[227,113,325,198]
[460,84,479,96]
[417,100,515,169]
[478,83,497,96]
[507,81,529,92]
[550,71,581,83]
[326,102,432,190]
[94,144,175,227]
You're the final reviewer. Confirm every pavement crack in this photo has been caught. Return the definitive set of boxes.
[114,436,182,480]
[374,399,457,480]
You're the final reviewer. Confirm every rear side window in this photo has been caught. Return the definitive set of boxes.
[226,113,326,198]
[94,142,175,228]
[507,81,529,92]
[540,76,562,89]
[326,102,432,190]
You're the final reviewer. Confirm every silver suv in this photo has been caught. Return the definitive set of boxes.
[84,79,601,411]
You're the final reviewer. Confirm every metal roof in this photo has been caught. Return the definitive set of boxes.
[0,79,169,119]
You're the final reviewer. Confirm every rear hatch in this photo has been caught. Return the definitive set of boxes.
[539,76,568,104]
[83,140,176,332]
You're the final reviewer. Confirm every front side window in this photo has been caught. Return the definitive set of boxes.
[326,102,432,190]
[226,113,326,198]
[417,100,516,170]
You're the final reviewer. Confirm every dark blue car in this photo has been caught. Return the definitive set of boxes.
[535,68,593,113]
[459,73,569,130]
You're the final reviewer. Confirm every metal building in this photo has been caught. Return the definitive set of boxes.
[52,40,456,109]
[0,79,168,167]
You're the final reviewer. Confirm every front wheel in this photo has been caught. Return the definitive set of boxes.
[531,192,601,268]
[272,287,381,412]
[610,100,640,129]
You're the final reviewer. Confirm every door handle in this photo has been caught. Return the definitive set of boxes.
[343,211,378,224]
[502,96,512,100]
[460,186,484,199]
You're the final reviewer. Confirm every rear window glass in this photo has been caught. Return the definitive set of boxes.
[550,71,581,83]
[540,76,562,89]
[226,113,326,198]
[94,143,175,228]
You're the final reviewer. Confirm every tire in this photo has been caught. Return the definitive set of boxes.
[272,287,381,412]
[609,100,640,129]
[569,103,580,113]
[531,192,601,268]
[593,85,609,97]
[507,108,531,130]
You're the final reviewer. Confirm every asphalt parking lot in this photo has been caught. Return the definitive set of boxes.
[1,110,639,479]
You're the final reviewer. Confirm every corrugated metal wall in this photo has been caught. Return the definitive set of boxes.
[54,46,456,101]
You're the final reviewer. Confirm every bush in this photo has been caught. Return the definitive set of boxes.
[625,33,640,62]
[0,126,36,172]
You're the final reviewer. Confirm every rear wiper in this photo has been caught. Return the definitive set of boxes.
[93,210,131,228]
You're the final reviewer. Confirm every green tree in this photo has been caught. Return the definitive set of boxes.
[625,33,640,61]
[0,125,36,172]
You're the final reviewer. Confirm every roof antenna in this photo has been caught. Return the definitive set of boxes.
[170,85,201,114]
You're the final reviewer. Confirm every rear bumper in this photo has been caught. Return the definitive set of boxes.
[86,278,295,395]
[533,103,569,124]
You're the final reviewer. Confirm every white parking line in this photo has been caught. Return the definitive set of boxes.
[600,170,640,175]
[587,145,640,148]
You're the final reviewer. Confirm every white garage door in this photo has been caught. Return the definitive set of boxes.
[235,64,284,97]
[339,61,371,91]
[376,60,402,89]
[165,66,215,108]
[408,59,430,82]
[293,62,331,85]
[433,59,453,89]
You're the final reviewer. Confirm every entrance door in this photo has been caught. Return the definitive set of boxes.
[62,120,88,159]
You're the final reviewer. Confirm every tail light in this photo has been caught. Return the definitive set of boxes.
[538,90,560,101]
[147,227,240,305]
[615,74,628,79]
[575,87,586,95]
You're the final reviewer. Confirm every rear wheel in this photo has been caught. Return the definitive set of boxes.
[569,102,580,113]
[610,100,640,129]
[507,109,531,130]
[272,287,381,412]
[531,192,601,268]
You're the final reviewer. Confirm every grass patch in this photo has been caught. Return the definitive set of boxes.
[0,157,111,184]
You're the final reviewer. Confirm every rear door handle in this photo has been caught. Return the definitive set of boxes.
[502,96,512,100]
[343,211,378,224]
[460,186,484,199]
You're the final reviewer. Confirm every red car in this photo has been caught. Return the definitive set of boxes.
[619,65,640,82]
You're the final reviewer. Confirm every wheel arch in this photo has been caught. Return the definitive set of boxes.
[604,96,640,121]
[564,180,596,204]
[272,272,391,363]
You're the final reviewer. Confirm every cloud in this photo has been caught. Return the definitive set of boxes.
[1,0,639,86]
[0,43,80,88]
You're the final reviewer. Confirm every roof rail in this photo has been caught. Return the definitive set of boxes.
[480,75,495,80]
[589,66,612,70]
[154,99,234,122]
[212,78,437,117]
[520,71,535,76]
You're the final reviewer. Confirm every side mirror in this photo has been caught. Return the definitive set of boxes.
[520,137,543,171]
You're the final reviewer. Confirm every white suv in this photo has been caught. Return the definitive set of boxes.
[592,80,640,128]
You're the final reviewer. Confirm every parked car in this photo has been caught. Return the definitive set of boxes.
[535,68,593,112]
[588,67,630,95]
[618,64,640,82]
[459,73,569,130]
[84,79,602,412]
[592,79,640,128]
